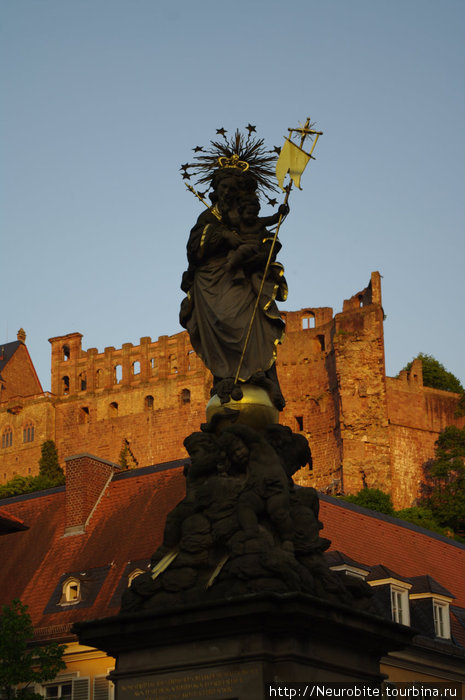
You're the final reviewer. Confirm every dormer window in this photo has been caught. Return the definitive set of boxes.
[433,600,451,639]
[409,574,453,640]
[60,577,81,605]
[366,565,412,626]
[391,585,410,625]
[331,565,368,580]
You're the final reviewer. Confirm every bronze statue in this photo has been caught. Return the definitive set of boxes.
[119,122,376,613]
[180,167,288,410]
[179,123,322,414]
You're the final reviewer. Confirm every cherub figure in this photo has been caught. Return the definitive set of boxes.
[225,193,288,281]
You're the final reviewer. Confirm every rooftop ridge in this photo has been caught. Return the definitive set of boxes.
[0,484,65,505]
[319,492,465,551]
[113,457,187,480]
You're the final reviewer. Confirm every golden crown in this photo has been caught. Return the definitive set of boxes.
[217,154,249,172]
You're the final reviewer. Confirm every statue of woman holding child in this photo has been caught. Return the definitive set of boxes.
[179,131,289,411]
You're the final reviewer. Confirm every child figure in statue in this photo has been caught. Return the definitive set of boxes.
[225,193,288,284]
[179,168,288,409]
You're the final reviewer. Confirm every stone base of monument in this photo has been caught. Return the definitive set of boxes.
[75,593,413,700]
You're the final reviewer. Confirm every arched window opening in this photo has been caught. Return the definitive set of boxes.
[95,368,103,389]
[63,345,70,361]
[114,364,123,384]
[79,407,90,425]
[78,372,87,391]
[150,357,157,374]
[169,354,178,374]
[109,401,118,417]
[1,427,13,449]
[302,314,315,329]
[62,376,70,395]
[187,349,195,371]
[317,334,325,352]
[144,395,154,410]
[60,577,81,605]
[23,422,35,443]
[128,569,145,586]
[295,416,304,431]
[132,361,141,376]
[357,294,364,308]
[181,388,191,405]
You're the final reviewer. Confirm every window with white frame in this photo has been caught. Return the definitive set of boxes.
[42,678,89,700]
[433,600,451,639]
[390,585,410,625]
[44,681,72,699]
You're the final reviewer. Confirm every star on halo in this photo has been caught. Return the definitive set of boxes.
[245,124,256,135]
[216,127,227,137]
[193,146,204,153]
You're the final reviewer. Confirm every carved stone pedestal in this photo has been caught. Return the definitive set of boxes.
[75,593,412,699]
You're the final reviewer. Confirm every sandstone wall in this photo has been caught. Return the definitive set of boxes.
[2,272,463,509]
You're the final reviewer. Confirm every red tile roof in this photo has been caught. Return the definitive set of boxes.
[1,461,463,640]
[0,507,28,534]
[319,496,465,607]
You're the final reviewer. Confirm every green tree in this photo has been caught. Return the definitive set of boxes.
[420,426,465,534]
[0,442,64,500]
[394,506,449,536]
[401,353,464,394]
[38,441,63,481]
[341,488,395,515]
[0,599,66,699]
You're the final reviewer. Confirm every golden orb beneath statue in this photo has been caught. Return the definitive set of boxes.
[206,384,279,431]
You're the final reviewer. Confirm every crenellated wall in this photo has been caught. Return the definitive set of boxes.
[1,272,463,507]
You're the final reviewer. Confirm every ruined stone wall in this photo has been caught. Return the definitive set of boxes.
[278,308,342,490]
[386,372,464,508]
[2,272,463,509]
[0,396,55,482]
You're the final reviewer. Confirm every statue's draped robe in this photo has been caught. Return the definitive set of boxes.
[180,210,287,382]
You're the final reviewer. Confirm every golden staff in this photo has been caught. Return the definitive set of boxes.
[234,119,321,386]
[185,182,221,221]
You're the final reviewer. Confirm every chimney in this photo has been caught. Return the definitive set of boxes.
[64,454,120,535]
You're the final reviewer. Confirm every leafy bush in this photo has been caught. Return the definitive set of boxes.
[394,506,449,536]
[341,488,395,515]
[401,353,463,394]
[0,442,64,500]
[420,426,465,533]
[0,599,65,699]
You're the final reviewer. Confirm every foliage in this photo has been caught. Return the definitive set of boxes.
[0,442,64,500]
[456,392,465,417]
[119,445,129,469]
[401,353,464,394]
[394,506,449,536]
[341,488,395,515]
[420,426,465,533]
[38,441,63,481]
[0,599,65,699]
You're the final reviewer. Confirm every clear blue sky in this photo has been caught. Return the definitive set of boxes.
[2,0,464,392]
